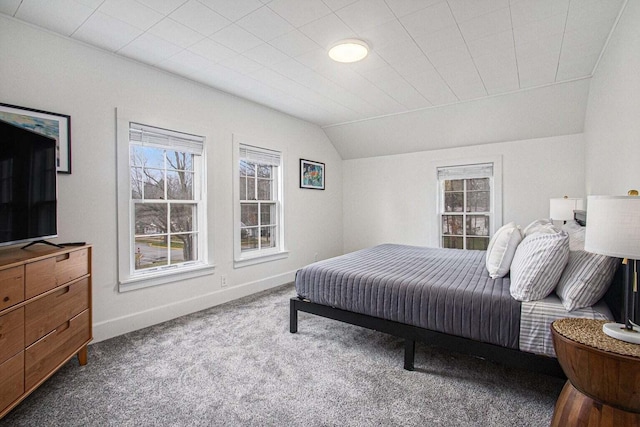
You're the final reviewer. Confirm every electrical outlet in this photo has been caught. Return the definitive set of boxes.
[220,275,227,288]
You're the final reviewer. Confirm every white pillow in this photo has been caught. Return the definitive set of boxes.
[561,220,583,234]
[555,251,619,311]
[509,231,570,301]
[485,222,522,278]
[522,219,556,237]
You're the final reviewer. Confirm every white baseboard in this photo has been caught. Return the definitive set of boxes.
[92,270,296,343]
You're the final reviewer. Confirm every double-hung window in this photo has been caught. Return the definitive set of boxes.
[438,163,495,250]
[234,142,286,267]
[117,118,211,290]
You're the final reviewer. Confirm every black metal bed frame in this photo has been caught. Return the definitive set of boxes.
[290,210,626,379]
[290,297,565,378]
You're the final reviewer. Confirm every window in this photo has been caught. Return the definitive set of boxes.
[116,113,212,291]
[234,141,286,267]
[438,163,494,250]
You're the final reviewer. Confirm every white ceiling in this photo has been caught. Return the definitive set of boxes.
[0,0,626,128]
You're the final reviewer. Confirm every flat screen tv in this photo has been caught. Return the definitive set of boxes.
[0,118,57,247]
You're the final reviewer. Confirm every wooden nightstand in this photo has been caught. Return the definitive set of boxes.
[551,318,640,427]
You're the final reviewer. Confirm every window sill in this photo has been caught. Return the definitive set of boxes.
[119,263,215,292]
[234,251,289,269]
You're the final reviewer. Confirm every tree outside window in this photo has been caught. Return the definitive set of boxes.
[235,142,284,265]
[129,125,204,273]
[240,161,277,252]
[439,164,493,250]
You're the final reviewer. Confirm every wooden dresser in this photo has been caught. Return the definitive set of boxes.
[0,244,92,419]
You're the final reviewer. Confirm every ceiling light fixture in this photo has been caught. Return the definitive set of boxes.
[328,39,369,63]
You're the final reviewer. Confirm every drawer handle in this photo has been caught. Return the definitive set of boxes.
[55,253,70,263]
[56,320,70,334]
[55,286,71,297]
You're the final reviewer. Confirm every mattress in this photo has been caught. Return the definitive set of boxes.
[295,244,521,349]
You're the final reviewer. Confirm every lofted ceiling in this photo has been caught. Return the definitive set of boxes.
[0,0,626,128]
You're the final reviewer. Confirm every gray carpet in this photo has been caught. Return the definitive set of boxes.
[1,284,564,426]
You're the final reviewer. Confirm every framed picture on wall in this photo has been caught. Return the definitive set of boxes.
[300,159,325,190]
[0,103,72,173]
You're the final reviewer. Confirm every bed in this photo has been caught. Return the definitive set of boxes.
[290,212,622,377]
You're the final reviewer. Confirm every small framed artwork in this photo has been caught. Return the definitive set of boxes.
[0,103,72,173]
[300,158,325,190]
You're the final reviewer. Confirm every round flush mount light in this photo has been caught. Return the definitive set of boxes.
[328,39,369,63]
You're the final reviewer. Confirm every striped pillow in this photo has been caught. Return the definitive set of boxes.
[509,231,570,301]
[561,220,586,251]
[555,251,619,311]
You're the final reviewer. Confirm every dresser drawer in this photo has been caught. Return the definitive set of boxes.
[25,309,90,390]
[0,266,24,311]
[24,278,90,346]
[0,307,24,365]
[25,248,89,299]
[0,351,24,412]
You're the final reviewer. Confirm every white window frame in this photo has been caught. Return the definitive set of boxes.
[116,109,213,291]
[436,157,503,249]
[233,136,287,268]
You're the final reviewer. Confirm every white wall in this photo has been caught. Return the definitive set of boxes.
[324,78,590,160]
[584,0,640,196]
[343,134,585,253]
[0,17,343,342]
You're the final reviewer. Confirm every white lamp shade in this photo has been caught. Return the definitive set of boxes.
[549,197,584,221]
[584,195,640,259]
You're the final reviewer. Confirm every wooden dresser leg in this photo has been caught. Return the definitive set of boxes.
[77,345,88,366]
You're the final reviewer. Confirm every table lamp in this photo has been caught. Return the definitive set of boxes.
[549,196,584,223]
[584,192,640,344]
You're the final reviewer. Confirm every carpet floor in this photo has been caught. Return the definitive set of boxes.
[1,284,564,426]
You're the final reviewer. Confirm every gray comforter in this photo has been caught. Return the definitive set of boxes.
[295,244,521,349]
